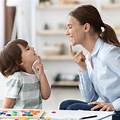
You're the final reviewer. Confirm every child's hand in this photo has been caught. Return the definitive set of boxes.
[32,56,44,75]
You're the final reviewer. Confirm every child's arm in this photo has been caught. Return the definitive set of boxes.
[32,57,51,100]
[39,69,51,100]
[3,97,15,108]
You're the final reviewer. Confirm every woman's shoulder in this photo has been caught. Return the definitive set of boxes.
[99,42,120,60]
[102,42,120,54]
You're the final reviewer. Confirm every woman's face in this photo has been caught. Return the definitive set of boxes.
[66,16,86,46]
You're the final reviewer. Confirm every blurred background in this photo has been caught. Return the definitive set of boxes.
[0,0,120,109]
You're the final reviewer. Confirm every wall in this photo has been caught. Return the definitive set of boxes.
[0,0,4,51]
[0,1,5,106]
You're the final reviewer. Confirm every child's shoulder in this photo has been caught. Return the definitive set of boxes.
[9,72,25,78]
[6,72,37,84]
[7,72,27,81]
[6,72,24,86]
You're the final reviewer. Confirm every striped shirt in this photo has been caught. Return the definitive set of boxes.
[5,72,42,109]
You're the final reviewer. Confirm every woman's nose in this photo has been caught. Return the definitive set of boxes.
[65,29,69,35]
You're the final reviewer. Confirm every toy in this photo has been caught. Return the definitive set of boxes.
[0,109,45,120]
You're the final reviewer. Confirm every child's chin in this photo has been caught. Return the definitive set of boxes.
[72,43,76,46]
[35,55,39,59]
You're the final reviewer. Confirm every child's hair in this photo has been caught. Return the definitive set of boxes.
[0,39,28,77]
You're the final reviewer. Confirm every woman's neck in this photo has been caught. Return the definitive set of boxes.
[82,34,99,53]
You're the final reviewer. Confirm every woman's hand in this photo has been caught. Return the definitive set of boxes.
[89,101,115,111]
[69,44,87,72]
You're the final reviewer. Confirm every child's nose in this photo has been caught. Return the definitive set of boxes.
[31,47,34,50]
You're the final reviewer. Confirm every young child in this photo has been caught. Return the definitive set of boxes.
[0,39,51,109]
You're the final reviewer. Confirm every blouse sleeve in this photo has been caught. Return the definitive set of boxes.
[5,77,22,99]
[78,70,99,103]
[103,46,120,111]
[104,47,120,75]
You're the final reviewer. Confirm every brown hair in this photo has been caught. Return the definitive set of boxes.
[0,39,28,77]
[69,5,120,47]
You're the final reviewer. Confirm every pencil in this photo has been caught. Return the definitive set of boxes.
[80,115,97,119]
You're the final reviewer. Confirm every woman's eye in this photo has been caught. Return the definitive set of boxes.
[69,26,72,29]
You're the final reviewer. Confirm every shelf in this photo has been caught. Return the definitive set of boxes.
[102,3,120,9]
[37,30,65,35]
[115,29,120,35]
[37,4,79,10]
[41,55,71,60]
[37,3,120,10]
[51,81,79,87]
[37,29,120,36]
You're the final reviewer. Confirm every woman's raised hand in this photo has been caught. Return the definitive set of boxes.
[69,44,87,72]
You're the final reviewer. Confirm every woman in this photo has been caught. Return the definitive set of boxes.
[59,5,120,120]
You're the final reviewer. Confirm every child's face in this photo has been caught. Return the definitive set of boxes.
[19,44,38,69]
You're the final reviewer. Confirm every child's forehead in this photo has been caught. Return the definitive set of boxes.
[16,40,28,47]
[17,44,27,50]
[17,42,28,46]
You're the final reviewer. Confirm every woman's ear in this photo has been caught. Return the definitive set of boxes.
[84,23,90,32]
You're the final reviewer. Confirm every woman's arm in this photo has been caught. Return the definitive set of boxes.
[70,45,98,102]
[102,46,120,111]
[79,70,99,102]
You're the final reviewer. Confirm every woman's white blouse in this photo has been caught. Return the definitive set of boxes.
[79,38,120,111]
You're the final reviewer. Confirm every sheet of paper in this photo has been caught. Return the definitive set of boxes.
[45,110,114,120]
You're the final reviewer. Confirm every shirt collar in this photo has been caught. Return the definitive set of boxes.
[91,38,104,57]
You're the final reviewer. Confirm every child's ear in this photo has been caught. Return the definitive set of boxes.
[19,61,23,66]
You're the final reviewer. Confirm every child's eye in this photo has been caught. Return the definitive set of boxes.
[26,47,29,50]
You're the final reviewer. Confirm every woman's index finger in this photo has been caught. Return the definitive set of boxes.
[69,44,75,57]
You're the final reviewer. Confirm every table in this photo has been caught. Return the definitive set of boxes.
[44,110,114,120]
[0,109,114,120]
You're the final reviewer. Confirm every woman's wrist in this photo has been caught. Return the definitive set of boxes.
[80,67,87,72]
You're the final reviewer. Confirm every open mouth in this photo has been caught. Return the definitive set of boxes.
[34,52,37,55]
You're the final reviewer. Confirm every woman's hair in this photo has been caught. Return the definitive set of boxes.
[69,5,120,47]
[0,39,28,77]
